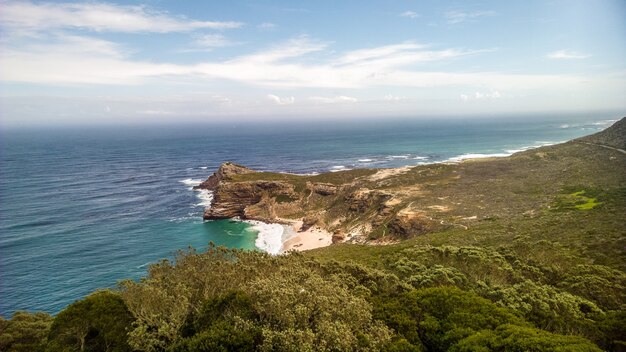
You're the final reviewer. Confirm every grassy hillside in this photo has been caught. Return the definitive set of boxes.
[2,118,624,351]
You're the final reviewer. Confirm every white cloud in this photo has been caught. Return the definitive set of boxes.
[461,91,502,101]
[258,22,277,29]
[0,1,242,33]
[444,10,496,24]
[0,34,609,93]
[332,42,485,68]
[547,50,591,60]
[194,34,238,48]
[309,96,358,104]
[384,94,405,101]
[267,94,295,105]
[236,35,328,63]
[400,11,419,19]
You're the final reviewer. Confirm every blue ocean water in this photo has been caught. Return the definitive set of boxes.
[0,114,617,316]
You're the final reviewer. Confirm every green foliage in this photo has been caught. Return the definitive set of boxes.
[168,321,258,352]
[553,189,603,211]
[0,311,52,352]
[120,246,392,351]
[374,287,524,351]
[484,280,603,335]
[451,324,602,352]
[594,311,626,351]
[374,287,602,352]
[46,290,133,352]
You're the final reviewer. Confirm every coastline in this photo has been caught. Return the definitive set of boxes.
[279,219,333,252]
[243,218,333,254]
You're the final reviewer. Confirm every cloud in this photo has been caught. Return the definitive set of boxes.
[258,22,277,29]
[546,50,591,60]
[309,96,358,104]
[235,35,328,63]
[0,34,602,92]
[193,34,239,49]
[400,11,419,19]
[461,91,501,101]
[444,10,496,24]
[0,1,242,33]
[267,94,295,105]
[384,94,405,101]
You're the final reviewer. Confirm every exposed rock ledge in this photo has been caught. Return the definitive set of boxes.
[193,162,254,191]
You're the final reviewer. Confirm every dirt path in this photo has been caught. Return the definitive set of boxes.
[576,141,626,155]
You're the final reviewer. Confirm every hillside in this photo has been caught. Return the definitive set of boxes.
[577,118,626,150]
[2,118,624,352]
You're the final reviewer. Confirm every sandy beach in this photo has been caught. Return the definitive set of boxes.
[281,220,333,252]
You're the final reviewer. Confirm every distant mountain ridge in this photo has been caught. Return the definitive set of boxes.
[577,116,626,150]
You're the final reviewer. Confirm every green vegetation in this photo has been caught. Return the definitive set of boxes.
[8,244,621,351]
[0,311,52,352]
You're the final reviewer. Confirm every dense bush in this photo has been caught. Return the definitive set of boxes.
[46,290,133,352]
[120,245,392,351]
[0,311,52,352]
[3,244,617,351]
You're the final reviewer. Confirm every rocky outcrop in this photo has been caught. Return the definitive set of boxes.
[332,231,346,244]
[346,189,393,212]
[308,182,340,196]
[203,179,298,220]
[387,210,435,239]
[194,162,253,191]
[300,216,318,231]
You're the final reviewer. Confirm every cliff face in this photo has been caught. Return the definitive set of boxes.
[204,180,297,221]
[194,162,254,191]
[198,117,626,244]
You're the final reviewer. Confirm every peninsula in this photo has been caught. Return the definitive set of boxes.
[195,117,626,254]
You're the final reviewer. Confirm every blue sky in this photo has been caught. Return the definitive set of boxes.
[1,0,625,126]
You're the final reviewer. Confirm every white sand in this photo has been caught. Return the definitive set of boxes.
[281,220,333,252]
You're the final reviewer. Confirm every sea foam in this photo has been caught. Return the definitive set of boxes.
[195,189,214,207]
[179,178,202,189]
[245,220,285,255]
[446,153,511,162]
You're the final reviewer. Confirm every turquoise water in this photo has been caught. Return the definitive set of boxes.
[0,114,617,316]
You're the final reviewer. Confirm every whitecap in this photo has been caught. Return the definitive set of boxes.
[179,178,202,187]
[505,141,559,154]
[446,153,511,162]
[194,189,214,207]
[245,220,285,255]
[387,154,411,159]
[330,165,351,172]
[199,166,208,169]
[413,156,429,160]
[358,158,374,162]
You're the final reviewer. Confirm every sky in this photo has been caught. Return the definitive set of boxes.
[0,0,625,127]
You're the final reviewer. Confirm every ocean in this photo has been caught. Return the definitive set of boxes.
[0,114,617,316]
